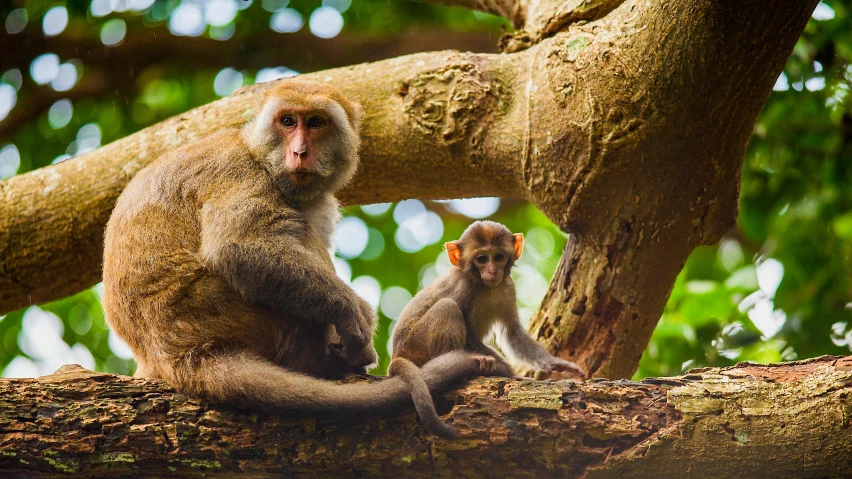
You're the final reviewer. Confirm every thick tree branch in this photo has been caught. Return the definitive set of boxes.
[1,356,850,477]
[0,26,499,140]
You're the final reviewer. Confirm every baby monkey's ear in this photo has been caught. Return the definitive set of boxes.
[513,233,524,260]
[445,241,462,266]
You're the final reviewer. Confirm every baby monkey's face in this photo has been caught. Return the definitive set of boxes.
[472,247,511,287]
[444,220,525,288]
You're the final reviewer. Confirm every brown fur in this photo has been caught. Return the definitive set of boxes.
[392,220,586,379]
[103,81,490,429]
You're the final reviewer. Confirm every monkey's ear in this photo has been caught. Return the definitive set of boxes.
[445,242,462,267]
[513,233,524,260]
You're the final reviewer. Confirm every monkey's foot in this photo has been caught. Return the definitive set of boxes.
[472,355,514,377]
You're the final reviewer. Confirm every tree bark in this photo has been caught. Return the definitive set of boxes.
[0,0,820,379]
[1,356,850,478]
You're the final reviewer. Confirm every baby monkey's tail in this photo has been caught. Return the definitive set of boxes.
[388,357,459,439]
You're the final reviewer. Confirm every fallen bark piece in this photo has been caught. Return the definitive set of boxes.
[0,356,850,478]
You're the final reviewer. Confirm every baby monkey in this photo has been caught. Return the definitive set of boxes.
[392,220,586,382]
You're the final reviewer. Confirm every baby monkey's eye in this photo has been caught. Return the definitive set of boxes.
[494,253,506,262]
[307,116,326,128]
[476,255,488,264]
[280,116,296,127]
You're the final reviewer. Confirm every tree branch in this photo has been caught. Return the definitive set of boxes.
[1,356,850,477]
[0,26,499,140]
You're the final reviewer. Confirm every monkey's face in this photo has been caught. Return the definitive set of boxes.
[446,221,525,288]
[472,248,511,287]
[244,83,361,201]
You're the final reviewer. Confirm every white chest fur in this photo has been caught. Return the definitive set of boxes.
[301,193,341,250]
[470,285,513,339]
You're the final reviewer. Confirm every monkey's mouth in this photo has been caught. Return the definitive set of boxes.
[289,169,316,183]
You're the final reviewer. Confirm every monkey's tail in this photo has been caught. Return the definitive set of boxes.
[388,357,459,439]
[171,350,483,429]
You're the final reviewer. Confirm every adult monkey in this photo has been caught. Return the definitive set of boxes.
[103,81,489,429]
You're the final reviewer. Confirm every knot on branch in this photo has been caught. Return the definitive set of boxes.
[398,60,505,147]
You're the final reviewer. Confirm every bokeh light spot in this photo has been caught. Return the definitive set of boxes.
[270,8,303,33]
[31,53,60,85]
[773,72,789,91]
[323,0,352,13]
[129,0,156,11]
[47,98,74,130]
[812,2,835,20]
[448,197,500,218]
[717,239,744,272]
[2,69,23,90]
[90,0,111,17]
[393,199,425,225]
[359,227,385,260]
[309,6,344,39]
[108,330,135,360]
[333,257,352,283]
[42,6,68,37]
[334,216,369,259]
[50,62,78,91]
[805,77,826,91]
[2,357,39,378]
[170,4,205,37]
[5,8,28,34]
[100,19,127,46]
[255,67,299,83]
[0,84,17,122]
[0,143,21,179]
[380,286,412,320]
[524,227,555,260]
[361,202,392,216]
[756,258,784,298]
[351,276,381,309]
[210,23,236,41]
[48,99,73,129]
[262,0,290,12]
[214,67,244,96]
[395,211,444,253]
[204,0,238,27]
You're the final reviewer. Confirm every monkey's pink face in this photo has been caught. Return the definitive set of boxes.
[473,249,510,288]
[275,108,331,184]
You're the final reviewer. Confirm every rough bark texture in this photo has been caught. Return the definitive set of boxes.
[1,356,850,478]
[0,0,819,380]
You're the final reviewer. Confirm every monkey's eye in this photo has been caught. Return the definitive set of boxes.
[476,255,488,264]
[280,116,296,127]
[307,116,326,128]
[494,253,506,262]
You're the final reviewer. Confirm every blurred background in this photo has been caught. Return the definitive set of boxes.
[0,0,849,379]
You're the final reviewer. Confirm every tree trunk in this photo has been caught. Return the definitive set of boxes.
[0,0,819,379]
[1,356,850,478]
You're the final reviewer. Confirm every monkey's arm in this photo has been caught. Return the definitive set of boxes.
[496,313,585,377]
[199,188,375,358]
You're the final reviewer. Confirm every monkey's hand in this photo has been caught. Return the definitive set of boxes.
[540,357,586,378]
[337,296,378,368]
